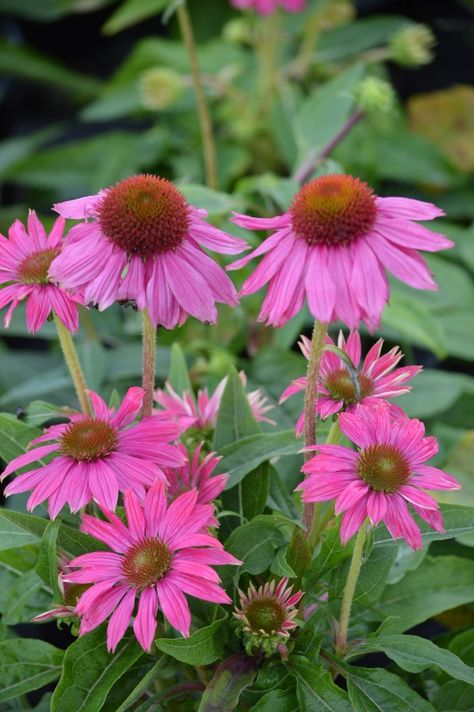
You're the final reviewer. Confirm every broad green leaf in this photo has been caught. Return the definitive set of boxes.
[346,666,435,712]
[373,555,474,632]
[155,612,227,665]
[103,0,168,35]
[0,512,38,551]
[381,293,447,359]
[437,430,474,508]
[2,568,52,625]
[179,184,243,218]
[51,627,144,712]
[304,524,354,588]
[271,545,296,579]
[0,370,71,408]
[289,657,353,711]
[433,679,474,711]
[0,413,41,464]
[111,658,165,712]
[374,504,474,546]
[198,653,259,712]
[251,688,299,712]
[168,343,192,396]
[450,629,474,666]
[315,16,410,62]
[226,519,286,575]
[438,309,474,361]
[0,638,63,703]
[331,542,397,606]
[0,127,61,178]
[213,366,260,451]
[36,519,61,599]
[24,400,71,428]
[350,634,474,684]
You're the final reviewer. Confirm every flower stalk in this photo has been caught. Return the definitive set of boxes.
[176,2,218,189]
[335,522,367,656]
[258,11,280,110]
[141,309,157,418]
[54,315,91,416]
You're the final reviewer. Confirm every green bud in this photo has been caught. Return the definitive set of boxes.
[389,24,436,67]
[355,77,395,115]
[223,18,251,44]
[139,67,184,111]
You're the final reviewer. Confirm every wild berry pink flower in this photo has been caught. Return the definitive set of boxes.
[234,577,303,655]
[155,371,275,433]
[232,0,305,14]
[1,387,185,518]
[64,483,240,651]
[280,330,421,434]
[0,211,81,333]
[227,174,453,329]
[297,404,461,549]
[49,174,248,328]
[164,443,227,506]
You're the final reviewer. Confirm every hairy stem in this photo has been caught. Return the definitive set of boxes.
[141,309,156,418]
[54,316,91,416]
[177,2,218,189]
[335,523,367,656]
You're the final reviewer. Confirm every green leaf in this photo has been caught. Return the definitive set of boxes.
[155,612,227,665]
[226,519,286,575]
[0,126,61,178]
[2,568,52,625]
[372,555,474,632]
[213,366,260,451]
[168,343,192,396]
[0,413,41,465]
[51,627,144,712]
[346,666,435,712]
[218,430,299,489]
[0,638,63,703]
[24,400,71,428]
[294,63,365,168]
[111,658,165,712]
[381,293,447,359]
[198,653,259,712]
[103,0,168,35]
[374,504,474,547]
[331,542,398,606]
[251,689,299,712]
[36,519,61,599]
[179,184,243,218]
[433,680,474,711]
[450,629,474,666]
[304,524,354,588]
[394,370,470,419]
[289,657,353,711]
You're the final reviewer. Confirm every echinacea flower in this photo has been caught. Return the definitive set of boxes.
[49,174,248,328]
[280,330,421,434]
[234,577,303,655]
[1,387,185,518]
[164,443,228,505]
[228,174,453,329]
[297,404,461,549]
[155,371,275,435]
[0,211,81,333]
[232,0,305,14]
[64,483,240,651]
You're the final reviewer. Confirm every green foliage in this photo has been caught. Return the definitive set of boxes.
[155,612,228,665]
[0,638,64,702]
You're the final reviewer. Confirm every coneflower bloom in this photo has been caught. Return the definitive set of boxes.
[49,174,248,328]
[1,387,185,518]
[164,443,227,506]
[234,578,303,655]
[280,330,421,434]
[64,483,240,652]
[155,371,275,434]
[227,174,453,329]
[0,211,81,333]
[232,0,305,13]
[297,404,461,549]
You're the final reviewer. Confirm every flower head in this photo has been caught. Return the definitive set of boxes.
[0,211,82,333]
[234,578,303,655]
[1,387,186,518]
[389,24,436,68]
[164,443,227,506]
[228,174,453,330]
[297,404,461,549]
[280,331,421,434]
[49,174,248,328]
[231,0,305,14]
[64,483,240,651]
[139,67,184,111]
[155,371,275,436]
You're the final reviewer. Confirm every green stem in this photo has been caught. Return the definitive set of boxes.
[326,418,343,445]
[141,309,156,418]
[54,316,91,416]
[308,419,343,547]
[258,11,280,110]
[291,4,324,78]
[335,523,367,656]
[303,320,329,534]
[177,2,218,189]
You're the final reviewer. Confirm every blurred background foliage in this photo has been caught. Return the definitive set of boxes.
[0,0,474,509]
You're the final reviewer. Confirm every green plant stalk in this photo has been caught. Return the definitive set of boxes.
[176,2,218,189]
[142,309,157,418]
[335,523,367,655]
[291,3,324,77]
[258,10,280,109]
[54,315,91,416]
[309,418,343,547]
[302,320,329,534]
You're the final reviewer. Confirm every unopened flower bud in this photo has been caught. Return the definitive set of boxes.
[355,77,395,115]
[139,67,184,111]
[389,24,436,67]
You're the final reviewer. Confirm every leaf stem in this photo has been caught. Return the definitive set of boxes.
[141,309,156,418]
[177,2,218,189]
[335,523,367,656]
[54,316,91,416]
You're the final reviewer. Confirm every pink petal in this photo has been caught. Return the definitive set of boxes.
[107,588,136,652]
[133,587,158,652]
[156,579,191,637]
[124,490,146,538]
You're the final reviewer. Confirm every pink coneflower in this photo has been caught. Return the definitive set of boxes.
[234,578,303,655]
[155,371,275,434]
[227,174,453,329]
[64,483,240,652]
[0,211,81,333]
[165,443,227,506]
[232,0,305,14]
[297,404,461,549]
[280,330,421,434]
[1,387,185,518]
[49,174,248,328]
